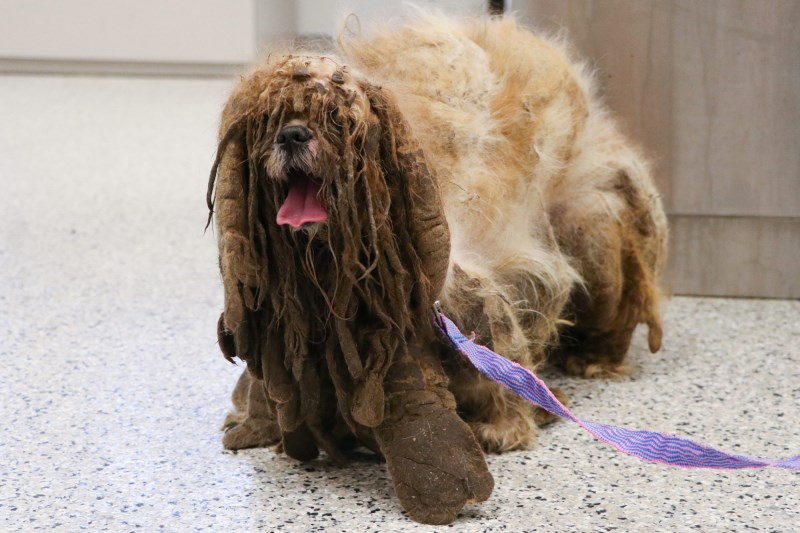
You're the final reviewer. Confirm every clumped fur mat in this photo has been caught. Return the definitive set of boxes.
[208,13,667,525]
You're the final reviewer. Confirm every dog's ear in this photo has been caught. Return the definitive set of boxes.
[207,94,266,379]
[364,85,451,310]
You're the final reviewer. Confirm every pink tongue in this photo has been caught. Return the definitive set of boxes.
[276,176,328,227]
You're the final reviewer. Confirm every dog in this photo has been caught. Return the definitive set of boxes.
[207,14,667,525]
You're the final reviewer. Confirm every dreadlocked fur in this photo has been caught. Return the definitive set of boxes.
[207,56,450,445]
[209,13,667,526]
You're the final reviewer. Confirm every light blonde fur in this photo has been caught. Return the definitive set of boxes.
[335,14,666,451]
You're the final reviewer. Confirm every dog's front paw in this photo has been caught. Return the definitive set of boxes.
[378,400,494,525]
[222,415,281,450]
[468,418,535,453]
[560,353,631,379]
[370,339,494,524]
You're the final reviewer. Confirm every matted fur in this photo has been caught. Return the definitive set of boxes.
[209,14,667,525]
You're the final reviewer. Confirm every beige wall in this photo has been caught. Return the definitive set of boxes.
[517,0,800,298]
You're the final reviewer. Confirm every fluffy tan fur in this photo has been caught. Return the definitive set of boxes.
[209,14,667,525]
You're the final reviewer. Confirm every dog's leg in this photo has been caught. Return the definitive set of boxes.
[221,369,282,450]
[442,263,572,452]
[372,335,493,525]
[460,374,538,452]
[549,169,667,379]
[446,349,570,452]
[220,368,250,430]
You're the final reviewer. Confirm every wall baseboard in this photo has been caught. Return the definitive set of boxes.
[665,215,800,299]
[0,58,246,78]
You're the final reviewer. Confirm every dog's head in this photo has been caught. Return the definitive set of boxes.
[208,53,450,306]
[208,55,451,427]
[258,56,378,233]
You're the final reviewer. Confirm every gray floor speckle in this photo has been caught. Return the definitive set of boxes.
[1,74,798,532]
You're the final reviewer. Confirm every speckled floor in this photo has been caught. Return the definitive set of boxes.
[1,74,798,532]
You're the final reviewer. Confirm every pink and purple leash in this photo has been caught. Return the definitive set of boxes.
[433,303,800,470]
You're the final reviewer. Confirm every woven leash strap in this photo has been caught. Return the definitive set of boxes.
[433,308,800,470]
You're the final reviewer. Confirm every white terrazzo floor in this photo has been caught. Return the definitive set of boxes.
[1,74,799,532]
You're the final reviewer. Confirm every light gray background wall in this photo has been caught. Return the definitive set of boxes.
[2,0,795,298]
[0,0,485,74]
[0,0,257,75]
[292,0,485,36]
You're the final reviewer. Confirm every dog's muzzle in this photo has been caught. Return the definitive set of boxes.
[277,125,313,155]
[272,124,327,228]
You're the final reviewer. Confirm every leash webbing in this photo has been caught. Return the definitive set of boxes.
[433,307,800,470]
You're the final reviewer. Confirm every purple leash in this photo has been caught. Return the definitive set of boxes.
[433,304,800,470]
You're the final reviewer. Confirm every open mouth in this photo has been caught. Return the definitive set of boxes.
[275,170,328,228]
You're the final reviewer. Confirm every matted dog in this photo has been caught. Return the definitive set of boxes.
[207,14,667,525]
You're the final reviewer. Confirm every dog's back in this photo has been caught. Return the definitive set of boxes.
[341,16,587,246]
[342,14,666,378]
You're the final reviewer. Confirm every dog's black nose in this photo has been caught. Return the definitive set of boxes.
[277,125,312,147]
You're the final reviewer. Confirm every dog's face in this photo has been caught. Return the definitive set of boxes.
[209,54,452,359]
[251,56,382,233]
[208,53,451,312]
